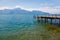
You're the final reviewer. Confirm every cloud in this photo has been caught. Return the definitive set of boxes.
[0,6,9,10]
[15,5,23,8]
[39,6,60,14]
[27,6,60,14]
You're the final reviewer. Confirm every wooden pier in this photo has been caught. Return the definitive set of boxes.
[35,15,60,25]
[36,16,60,19]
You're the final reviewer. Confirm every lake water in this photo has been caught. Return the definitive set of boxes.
[0,14,60,40]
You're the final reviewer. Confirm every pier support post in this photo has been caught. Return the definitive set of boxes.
[50,19,52,24]
[45,18,48,23]
[59,19,60,25]
[45,18,46,23]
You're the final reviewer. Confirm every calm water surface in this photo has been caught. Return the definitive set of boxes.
[0,14,60,40]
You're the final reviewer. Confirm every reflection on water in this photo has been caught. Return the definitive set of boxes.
[0,14,60,40]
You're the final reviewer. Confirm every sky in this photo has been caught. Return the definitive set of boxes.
[0,0,60,14]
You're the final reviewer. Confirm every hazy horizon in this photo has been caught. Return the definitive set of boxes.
[0,0,60,14]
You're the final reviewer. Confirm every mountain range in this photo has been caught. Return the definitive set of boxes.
[0,8,49,15]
